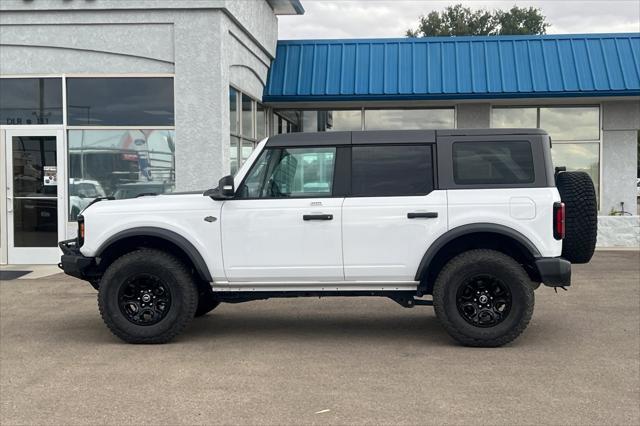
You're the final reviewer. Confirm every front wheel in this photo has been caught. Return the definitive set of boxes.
[98,249,198,344]
[433,249,535,347]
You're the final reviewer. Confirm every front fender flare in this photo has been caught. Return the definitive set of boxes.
[95,227,213,282]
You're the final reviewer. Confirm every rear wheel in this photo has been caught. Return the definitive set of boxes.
[98,249,198,344]
[433,249,535,347]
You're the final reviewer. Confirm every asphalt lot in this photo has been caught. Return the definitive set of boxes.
[1,251,639,425]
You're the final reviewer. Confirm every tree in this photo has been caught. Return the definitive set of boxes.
[406,4,549,37]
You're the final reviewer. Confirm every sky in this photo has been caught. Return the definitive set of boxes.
[278,0,640,40]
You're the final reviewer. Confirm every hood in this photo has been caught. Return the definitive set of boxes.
[81,192,216,216]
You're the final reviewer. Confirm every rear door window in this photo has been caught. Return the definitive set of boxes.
[453,141,534,185]
[351,145,434,196]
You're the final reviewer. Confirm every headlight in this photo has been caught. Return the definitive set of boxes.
[77,215,85,247]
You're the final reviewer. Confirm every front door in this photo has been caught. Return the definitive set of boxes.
[5,129,65,264]
[221,145,344,283]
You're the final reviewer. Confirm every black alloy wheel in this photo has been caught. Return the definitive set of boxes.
[98,248,198,344]
[456,275,512,328]
[432,249,535,347]
[118,273,172,326]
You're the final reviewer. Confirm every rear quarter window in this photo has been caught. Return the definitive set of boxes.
[453,141,534,185]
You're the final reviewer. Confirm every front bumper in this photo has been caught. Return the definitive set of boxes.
[535,257,571,287]
[58,239,96,281]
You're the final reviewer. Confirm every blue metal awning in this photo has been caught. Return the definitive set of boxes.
[264,33,640,102]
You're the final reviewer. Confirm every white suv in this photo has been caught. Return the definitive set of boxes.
[59,129,597,346]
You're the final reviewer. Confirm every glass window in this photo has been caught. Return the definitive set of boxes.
[241,140,254,165]
[324,110,362,131]
[277,116,295,134]
[301,111,319,132]
[0,78,63,125]
[67,129,175,220]
[237,148,277,198]
[492,106,600,141]
[237,147,336,198]
[230,88,238,135]
[230,88,262,173]
[364,109,454,130]
[14,199,58,247]
[492,107,537,128]
[256,103,266,139]
[66,77,174,126]
[352,145,434,196]
[12,136,58,197]
[275,111,301,134]
[453,141,534,185]
[274,110,361,132]
[551,143,600,197]
[10,136,60,247]
[230,135,240,176]
[540,107,600,141]
[241,94,253,138]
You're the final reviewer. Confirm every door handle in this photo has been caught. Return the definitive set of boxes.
[407,212,438,219]
[303,214,333,221]
[7,196,12,213]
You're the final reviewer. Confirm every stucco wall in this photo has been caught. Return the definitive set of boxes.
[601,100,640,216]
[0,2,277,192]
[0,0,279,58]
[172,11,226,191]
[0,19,175,74]
[597,216,640,248]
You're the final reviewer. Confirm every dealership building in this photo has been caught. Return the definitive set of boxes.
[0,0,638,264]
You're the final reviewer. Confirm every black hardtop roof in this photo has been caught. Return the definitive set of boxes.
[265,128,548,147]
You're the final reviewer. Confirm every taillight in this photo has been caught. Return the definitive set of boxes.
[77,215,85,247]
[553,202,565,240]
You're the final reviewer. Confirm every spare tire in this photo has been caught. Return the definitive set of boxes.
[555,171,597,264]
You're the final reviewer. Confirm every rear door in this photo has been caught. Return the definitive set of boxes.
[437,133,559,256]
[221,145,344,282]
[342,139,448,281]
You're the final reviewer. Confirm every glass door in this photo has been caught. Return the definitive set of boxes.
[5,129,65,264]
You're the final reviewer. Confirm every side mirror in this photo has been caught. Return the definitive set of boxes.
[204,175,235,200]
[219,175,235,197]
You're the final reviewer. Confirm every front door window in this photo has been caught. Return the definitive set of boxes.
[236,147,336,198]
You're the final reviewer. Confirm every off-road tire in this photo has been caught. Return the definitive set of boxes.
[98,249,198,344]
[555,171,598,264]
[433,249,535,347]
[195,284,220,317]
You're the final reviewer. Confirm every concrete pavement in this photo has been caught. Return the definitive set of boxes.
[1,251,639,425]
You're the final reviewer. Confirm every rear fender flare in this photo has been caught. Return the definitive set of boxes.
[414,223,541,281]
